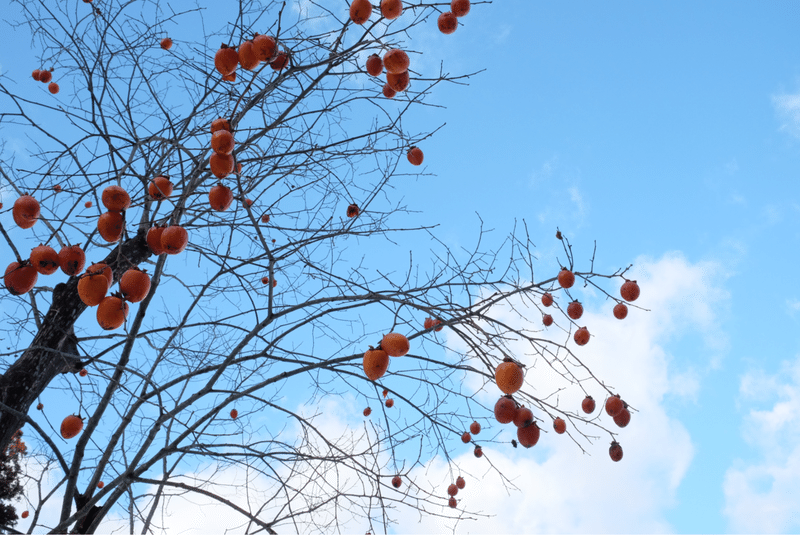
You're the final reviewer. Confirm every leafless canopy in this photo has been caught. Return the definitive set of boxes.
[0,1,636,533]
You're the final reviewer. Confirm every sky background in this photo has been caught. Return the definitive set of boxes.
[391,1,800,532]
[2,0,800,533]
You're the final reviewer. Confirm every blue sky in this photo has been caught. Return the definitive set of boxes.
[2,1,799,533]
[389,1,800,532]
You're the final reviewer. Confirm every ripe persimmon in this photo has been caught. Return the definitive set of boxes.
[470,421,481,435]
[13,195,40,229]
[456,476,465,489]
[349,0,372,24]
[543,314,553,326]
[102,185,131,211]
[605,394,623,417]
[58,244,86,277]
[553,417,566,434]
[161,37,172,50]
[517,421,540,448]
[238,40,260,70]
[621,280,640,302]
[147,225,166,255]
[451,0,471,17]
[383,49,409,74]
[210,152,234,178]
[513,406,533,428]
[363,348,389,381]
[214,45,239,76]
[557,268,575,288]
[574,326,590,346]
[613,406,631,428]
[88,262,113,287]
[494,395,516,424]
[366,54,383,76]
[382,83,396,99]
[211,117,231,133]
[97,294,129,330]
[79,369,88,377]
[473,445,482,457]
[21,511,29,519]
[447,483,458,496]
[363,407,371,417]
[609,441,623,462]
[209,184,233,211]
[449,496,457,508]
[161,225,188,254]
[97,211,125,242]
[60,414,84,439]
[120,267,151,303]
[30,244,59,275]
[581,395,595,414]
[385,398,394,408]
[437,11,458,34]
[4,261,38,295]
[254,34,277,62]
[211,130,235,154]
[407,146,423,166]
[461,431,471,443]
[347,203,360,218]
[386,70,409,92]
[270,52,289,70]
[495,359,524,394]
[48,83,59,94]
[541,292,553,307]
[78,269,110,306]
[230,409,238,419]
[392,475,402,488]
[380,0,402,19]
[613,302,628,319]
[381,333,409,357]
[567,300,583,320]
[39,70,52,84]
[149,176,173,200]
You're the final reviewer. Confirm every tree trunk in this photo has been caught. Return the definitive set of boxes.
[0,231,151,453]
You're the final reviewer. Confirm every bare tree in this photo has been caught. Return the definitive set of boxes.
[0,0,640,532]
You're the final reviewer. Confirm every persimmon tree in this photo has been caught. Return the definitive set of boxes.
[0,0,642,533]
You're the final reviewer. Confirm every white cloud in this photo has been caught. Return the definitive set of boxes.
[393,252,727,533]
[15,253,727,534]
[772,93,800,138]
[568,186,586,220]
[723,357,800,533]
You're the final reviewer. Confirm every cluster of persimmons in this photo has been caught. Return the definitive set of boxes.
[4,0,641,518]
[360,266,640,507]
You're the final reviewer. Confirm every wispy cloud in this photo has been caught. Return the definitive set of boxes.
[772,93,800,138]
[569,185,586,220]
[723,357,800,533]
